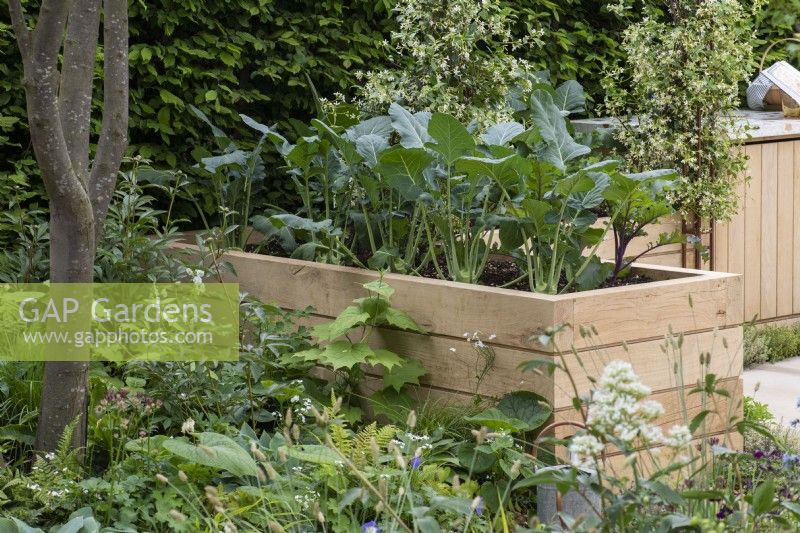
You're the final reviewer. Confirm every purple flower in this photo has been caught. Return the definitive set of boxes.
[410,456,422,470]
[474,496,484,516]
[362,520,381,533]
[716,505,732,520]
[753,450,765,459]
[782,453,799,470]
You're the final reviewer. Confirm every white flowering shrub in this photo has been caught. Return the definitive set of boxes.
[352,0,543,125]
[568,361,692,469]
[603,0,763,222]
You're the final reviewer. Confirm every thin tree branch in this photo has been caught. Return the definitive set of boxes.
[60,0,102,179]
[89,0,128,237]
[7,0,31,59]
[31,0,72,67]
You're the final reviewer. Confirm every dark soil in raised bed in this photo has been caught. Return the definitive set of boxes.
[250,243,653,293]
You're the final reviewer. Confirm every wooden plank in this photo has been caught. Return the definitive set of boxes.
[794,141,800,314]
[713,218,729,274]
[552,327,743,409]
[777,142,794,316]
[744,144,762,321]
[726,171,747,278]
[568,273,742,349]
[760,142,778,319]
[204,245,564,351]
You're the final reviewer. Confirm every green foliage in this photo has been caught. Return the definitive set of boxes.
[242,79,679,294]
[744,396,774,425]
[603,0,761,222]
[744,323,800,367]
[291,279,426,397]
[0,1,394,211]
[352,0,539,125]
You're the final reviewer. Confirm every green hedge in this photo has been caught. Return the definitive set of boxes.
[0,0,795,212]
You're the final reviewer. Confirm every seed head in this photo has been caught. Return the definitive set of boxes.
[168,510,187,522]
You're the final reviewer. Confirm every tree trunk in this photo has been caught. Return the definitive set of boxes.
[9,0,128,454]
[35,203,96,452]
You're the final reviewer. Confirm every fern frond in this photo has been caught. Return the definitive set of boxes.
[374,425,397,451]
[55,415,80,461]
[329,423,353,458]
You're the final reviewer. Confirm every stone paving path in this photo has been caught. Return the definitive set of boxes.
[743,356,800,426]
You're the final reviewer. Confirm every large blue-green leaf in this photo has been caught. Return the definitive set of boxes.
[565,172,610,210]
[455,154,530,189]
[389,103,432,148]
[162,432,260,477]
[554,80,585,115]
[311,118,362,165]
[426,112,475,164]
[496,391,552,431]
[480,122,525,146]
[282,444,340,465]
[377,146,433,200]
[355,134,390,167]
[344,115,393,142]
[530,90,590,170]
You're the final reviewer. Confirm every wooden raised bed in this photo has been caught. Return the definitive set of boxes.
[578,110,800,326]
[174,241,744,450]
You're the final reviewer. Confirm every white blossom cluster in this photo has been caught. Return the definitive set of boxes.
[603,0,764,222]
[569,361,692,469]
[351,0,544,126]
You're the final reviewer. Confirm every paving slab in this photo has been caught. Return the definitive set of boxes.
[743,356,800,426]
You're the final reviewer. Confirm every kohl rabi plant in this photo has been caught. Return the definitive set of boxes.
[197,80,691,294]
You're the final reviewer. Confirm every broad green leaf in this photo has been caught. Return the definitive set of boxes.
[159,88,183,106]
[426,112,475,164]
[480,121,525,146]
[377,146,433,200]
[201,150,249,172]
[389,103,432,148]
[269,213,333,233]
[162,432,260,477]
[316,341,375,369]
[380,307,425,332]
[366,348,404,369]
[554,80,585,114]
[312,306,370,341]
[455,154,530,189]
[282,444,340,465]
[363,279,395,298]
[782,501,800,517]
[751,480,775,517]
[575,258,612,292]
[344,116,393,142]
[369,387,415,420]
[311,118,362,165]
[464,408,530,432]
[456,442,496,473]
[355,134,389,167]
[0,518,43,533]
[383,358,427,392]
[530,90,590,170]
[496,391,552,431]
